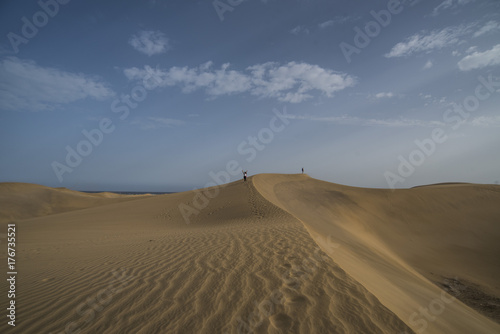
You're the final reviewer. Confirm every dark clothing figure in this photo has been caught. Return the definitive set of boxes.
[302,168,304,174]
[243,170,247,181]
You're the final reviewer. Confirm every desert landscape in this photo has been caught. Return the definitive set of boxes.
[2,0,500,333]
[1,174,499,333]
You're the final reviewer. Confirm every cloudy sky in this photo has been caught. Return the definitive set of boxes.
[1,0,499,191]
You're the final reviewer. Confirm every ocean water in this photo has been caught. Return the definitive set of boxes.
[81,191,175,195]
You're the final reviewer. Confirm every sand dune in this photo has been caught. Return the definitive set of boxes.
[253,174,500,333]
[0,175,499,333]
[0,182,151,224]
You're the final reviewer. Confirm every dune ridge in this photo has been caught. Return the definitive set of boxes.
[0,175,498,333]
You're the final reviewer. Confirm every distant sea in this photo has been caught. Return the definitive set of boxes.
[82,191,175,195]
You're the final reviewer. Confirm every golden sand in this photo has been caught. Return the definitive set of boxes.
[0,175,499,333]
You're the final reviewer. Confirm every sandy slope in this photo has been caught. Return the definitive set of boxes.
[253,174,500,334]
[0,175,498,333]
[0,178,412,334]
[0,182,151,224]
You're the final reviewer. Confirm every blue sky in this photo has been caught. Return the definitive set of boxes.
[1,0,500,192]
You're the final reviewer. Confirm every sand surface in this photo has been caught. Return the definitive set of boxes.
[0,175,499,333]
[0,182,151,224]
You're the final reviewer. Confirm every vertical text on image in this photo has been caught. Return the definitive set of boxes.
[6,224,17,327]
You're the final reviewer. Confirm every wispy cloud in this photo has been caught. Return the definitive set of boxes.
[129,30,170,56]
[385,25,471,58]
[130,117,184,130]
[283,114,445,127]
[290,25,309,35]
[374,92,394,99]
[124,61,356,103]
[385,20,498,58]
[318,20,335,29]
[285,113,500,128]
[473,20,500,37]
[431,0,475,16]
[470,115,500,128]
[318,16,355,29]
[457,44,500,71]
[422,60,433,70]
[0,57,114,111]
[465,46,478,54]
[293,16,358,35]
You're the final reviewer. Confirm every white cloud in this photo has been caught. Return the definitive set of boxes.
[385,20,499,58]
[473,20,500,37]
[0,57,114,111]
[457,44,500,71]
[125,61,252,96]
[318,16,353,29]
[431,0,475,16]
[318,20,334,29]
[149,117,184,127]
[130,117,184,130]
[374,92,394,99]
[295,16,356,35]
[124,61,356,103]
[422,60,433,70]
[129,30,170,56]
[470,115,500,128]
[385,25,471,58]
[248,62,356,102]
[465,46,478,54]
[290,25,309,35]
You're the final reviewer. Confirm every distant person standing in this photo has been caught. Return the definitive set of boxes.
[243,170,247,182]
[302,168,304,174]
